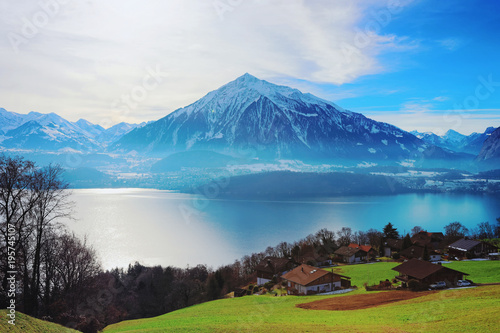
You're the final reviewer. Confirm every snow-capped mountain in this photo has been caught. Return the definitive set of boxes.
[1,119,102,152]
[75,119,105,138]
[476,126,500,162]
[97,122,149,145]
[0,108,143,152]
[412,127,496,155]
[113,73,468,165]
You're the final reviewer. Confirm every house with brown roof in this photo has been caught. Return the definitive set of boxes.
[296,245,333,267]
[383,238,403,257]
[255,257,295,286]
[447,239,498,259]
[392,259,468,286]
[281,264,351,295]
[348,243,377,260]
[334,246,367,263]
[411,231,446,251]
[400,245,441,261]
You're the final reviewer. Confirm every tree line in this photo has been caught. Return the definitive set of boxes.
[0,155,100,329]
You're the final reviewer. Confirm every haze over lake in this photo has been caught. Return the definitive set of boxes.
[63,189,500,270]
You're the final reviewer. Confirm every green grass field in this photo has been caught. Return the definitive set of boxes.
[0,310,78,332]
[103,260,500,333]
[444,260,500,283]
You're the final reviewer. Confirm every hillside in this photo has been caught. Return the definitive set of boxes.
[0,310,79,332]
[477,126,500,162]
[192,171,411,198]
[103,260,500,333]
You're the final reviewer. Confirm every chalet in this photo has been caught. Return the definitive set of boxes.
[334,246,367,263]
[411,231,446,251]
[281,264,351,295]
[296,245,333,266]
[255,257,295,286]
[400,245,441,261]
[393,258,468,286]
[447,239,498,259]
[383,238,403,257]
[348,243,377,260]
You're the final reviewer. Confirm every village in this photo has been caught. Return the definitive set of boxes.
[244,230,499,297]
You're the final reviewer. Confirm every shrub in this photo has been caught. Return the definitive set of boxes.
[408,279,426,291]
[264,281,274,291]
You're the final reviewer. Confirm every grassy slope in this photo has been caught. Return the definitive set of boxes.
[0,310,79,332]
[103,261,500,333]
[444,260,500,283]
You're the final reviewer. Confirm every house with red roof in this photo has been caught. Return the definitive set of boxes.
[348,243,378,260]
[281,264,351,295]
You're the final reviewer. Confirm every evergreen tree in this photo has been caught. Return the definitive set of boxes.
[423,245,430,261]
[383,222,399,239]
[402,233,412,250]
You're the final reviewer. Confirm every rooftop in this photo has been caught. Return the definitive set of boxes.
[282,264,349,286]
[392,258,468,279]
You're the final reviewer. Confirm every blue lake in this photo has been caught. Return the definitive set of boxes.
[64,189,500,270]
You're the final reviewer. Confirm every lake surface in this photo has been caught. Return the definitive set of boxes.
[63,189,500,270]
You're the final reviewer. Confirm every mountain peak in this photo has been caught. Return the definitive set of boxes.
[237,73,259,81]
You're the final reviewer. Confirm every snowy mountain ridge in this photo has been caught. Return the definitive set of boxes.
[113,74,471,167]
[0,107,143,152]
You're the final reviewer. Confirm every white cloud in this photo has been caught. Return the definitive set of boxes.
[433,96,449,102]
[0,0,414,126]
[437,38,462,51]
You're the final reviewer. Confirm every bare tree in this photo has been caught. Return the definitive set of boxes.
[444,222,468,239]
[476,222,495,239]
[336,227,352,246]
[54,233,101,293]
[27,165,72,314]
[411,226,423,236]
[0,156,39,307]
[353,230,369,245]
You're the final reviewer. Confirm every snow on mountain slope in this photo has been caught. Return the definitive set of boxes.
[97,122,144,145]
[412,127,495,155]
[476,126,500,162]
[2,120,101,151]
[113,74,464,165]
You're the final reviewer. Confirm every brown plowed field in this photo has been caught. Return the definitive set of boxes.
[297,290,436,311]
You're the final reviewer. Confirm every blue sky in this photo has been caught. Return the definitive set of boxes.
[328,0,500,135]
[0,0,499,134]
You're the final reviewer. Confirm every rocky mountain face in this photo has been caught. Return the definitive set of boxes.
[113,74,466,166]
[476,127,500,162]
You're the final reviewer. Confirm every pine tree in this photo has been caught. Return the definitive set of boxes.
[383,222,399,239]
[402,233,412,250]
[423,245,430,261]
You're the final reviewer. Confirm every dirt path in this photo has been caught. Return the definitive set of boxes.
[297,290,437,311]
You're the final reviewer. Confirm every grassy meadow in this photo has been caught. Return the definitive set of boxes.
[0,310,79,332]
[103,260,500,333]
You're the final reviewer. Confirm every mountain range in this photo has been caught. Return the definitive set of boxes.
[411,127,496,155]
[1,74,499,170]
[0,108,147,152]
